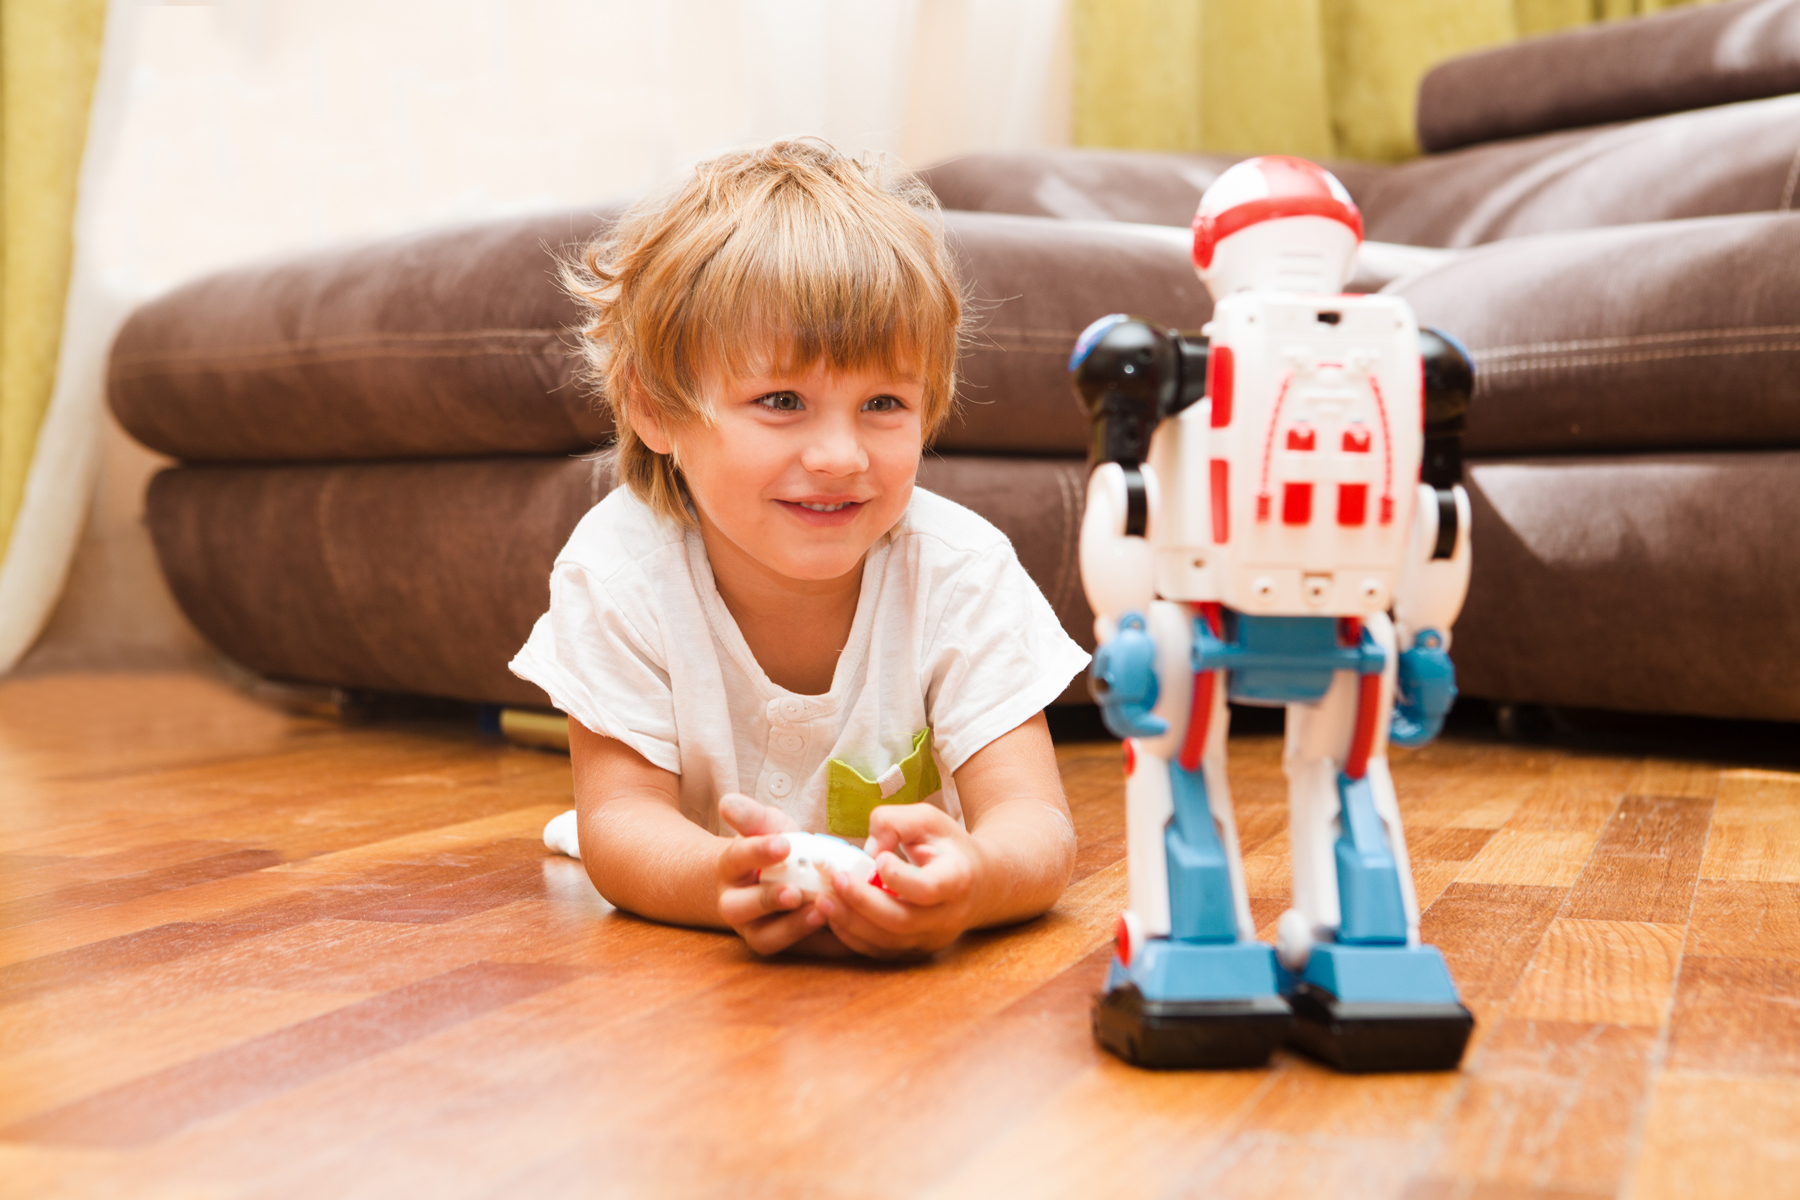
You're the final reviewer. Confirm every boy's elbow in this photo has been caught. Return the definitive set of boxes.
[582,858,630,912]
[1021,804,1078,916]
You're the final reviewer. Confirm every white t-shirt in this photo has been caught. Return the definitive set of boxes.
[510,485,1090,835]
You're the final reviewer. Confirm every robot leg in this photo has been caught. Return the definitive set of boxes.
[1094,604,1290,1069]
[1277,613,1473,1072]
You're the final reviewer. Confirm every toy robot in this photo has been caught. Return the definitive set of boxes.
[1071,156,1476,1072]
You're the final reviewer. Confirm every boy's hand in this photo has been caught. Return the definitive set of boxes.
[814,803,982,958]
[715,792,826,955]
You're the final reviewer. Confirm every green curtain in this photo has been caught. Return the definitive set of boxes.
[0,0,108,566]
[1074,0,1726,162]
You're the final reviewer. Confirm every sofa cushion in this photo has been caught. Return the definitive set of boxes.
[924,149,1238,227]
[1362,93,1800,248]
[922,94,1800,251]
[920,148,1386,230]
[1395,211,1800,457]
[1460,450,1800,721]
[145,455,1095,708]
[944,214,1205,456]
[1418,0,1800,154]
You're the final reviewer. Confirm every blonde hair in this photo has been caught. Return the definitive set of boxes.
[563,138,966,525]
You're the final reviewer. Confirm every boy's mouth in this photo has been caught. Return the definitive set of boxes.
[777,497,866,524]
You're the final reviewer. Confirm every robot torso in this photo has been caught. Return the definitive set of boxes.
[1149,291,1423,618]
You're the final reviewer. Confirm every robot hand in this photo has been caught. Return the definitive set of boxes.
[1090,612,1168,739]
[1390,629,1457,748]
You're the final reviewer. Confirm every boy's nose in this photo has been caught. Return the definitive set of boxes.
[800,422,868,475]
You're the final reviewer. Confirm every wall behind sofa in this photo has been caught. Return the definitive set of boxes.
[15,0,1076,678]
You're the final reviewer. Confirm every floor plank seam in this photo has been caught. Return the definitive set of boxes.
[1612,783,1720,1200]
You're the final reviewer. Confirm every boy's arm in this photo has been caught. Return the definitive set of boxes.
[570,720,725,927]
[815,711,1076,956]
[949,710,1077,928]
[569,721,829,952]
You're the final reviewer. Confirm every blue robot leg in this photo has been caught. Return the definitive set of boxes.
[1283,760,1473,1072]
[1093,759,1291,1069]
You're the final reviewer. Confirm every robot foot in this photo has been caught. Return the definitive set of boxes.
[1093,984,1292,1070]
[1280,944,1472,1072]
[1285,985,1473,1073]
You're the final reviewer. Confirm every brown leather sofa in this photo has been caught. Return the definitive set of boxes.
[110,0,1800,722]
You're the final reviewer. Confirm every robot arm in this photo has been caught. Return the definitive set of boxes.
[1069,313,1209,628]
[1390,491,1465,748]
[1080,462,1160,640]
[1392,329,1474,747]
[1071,315,1208,738]
[1394,481,1472,644]
[1082,464,1165,736]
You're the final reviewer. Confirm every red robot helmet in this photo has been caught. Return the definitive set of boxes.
[1191,156,1363,271]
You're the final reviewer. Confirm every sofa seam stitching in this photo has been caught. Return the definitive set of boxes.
[1480,325,1800,356]
[112,330,560,370]
[111,346,561,381]
[113,327,558,360]
[1478,341,1800,373]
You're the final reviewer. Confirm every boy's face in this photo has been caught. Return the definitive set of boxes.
[641,353,926,586]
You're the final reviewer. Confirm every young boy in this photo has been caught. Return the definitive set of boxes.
[511,139,1088,959]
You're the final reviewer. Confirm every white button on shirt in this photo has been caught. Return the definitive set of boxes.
[511,486,1090,834]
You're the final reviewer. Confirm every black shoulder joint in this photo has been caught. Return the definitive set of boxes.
[1420,327,1475,489]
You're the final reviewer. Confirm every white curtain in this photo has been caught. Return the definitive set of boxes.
[5,0,1070,676]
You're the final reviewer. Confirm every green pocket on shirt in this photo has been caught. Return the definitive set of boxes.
[826,727,942,839]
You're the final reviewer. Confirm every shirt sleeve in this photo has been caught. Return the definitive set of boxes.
[923,544,1092,774]
[508,561,682,774]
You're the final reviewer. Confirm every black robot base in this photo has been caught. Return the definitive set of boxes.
[1092,984,1293,1070]
[1284,984,1474,1073]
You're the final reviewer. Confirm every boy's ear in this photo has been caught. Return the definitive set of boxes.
[624,381,675,456]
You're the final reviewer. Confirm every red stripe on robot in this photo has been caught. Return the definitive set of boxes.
[1179,604,1225,773]
[1368,376,1396,525]
[1208,346,1235,427]
[1192,194,1364,270]
[1254,373,1296,522]
[1210,459,1231,543]
[1344,672,1383,780]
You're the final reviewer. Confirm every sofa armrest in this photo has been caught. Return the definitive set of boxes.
[1418,0,1800,153]
[108,208,624,463]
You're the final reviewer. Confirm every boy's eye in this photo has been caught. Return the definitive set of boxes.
[864,395,903,413]
[757,391,803,412]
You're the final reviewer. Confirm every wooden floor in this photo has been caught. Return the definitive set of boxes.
[1,673,1796,1200]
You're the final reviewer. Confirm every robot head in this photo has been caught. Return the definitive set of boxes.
[1191,156,1362,300]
